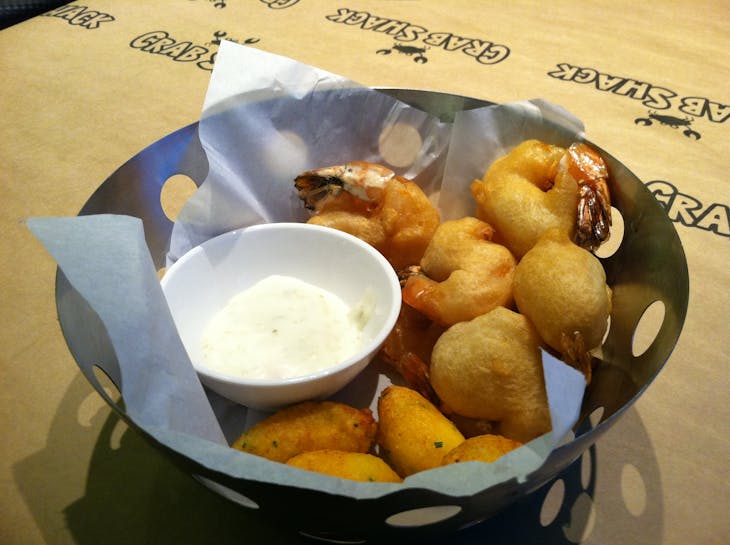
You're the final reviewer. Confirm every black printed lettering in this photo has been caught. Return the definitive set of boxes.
[142,37,176,54]
[680,97,730,123]
[373,20,409,37]
[614,79,651,100]
[595,73,625,92]
[59,5,86,19]
[69,9,99,25]
[547,63,582,81]
[342,11,369,25]
[130,30,222,71]
[443,34,473,52]
[423,32,449,47]
[326,8,355,23]
[197,51,217,71]
[574,67,598,84]
[646,180,728,239]
[463,39,495,59]
[476,43,509,64]
[130,31,169,49]
[360,15,391,31]
[176,45,209,63]
[396,24,427,42]
[327,10,508,65]
[669,193,703,226]
[705,100,730,123]
[43,4,115,29]
[695,204,730,236]
[642,86,675,109]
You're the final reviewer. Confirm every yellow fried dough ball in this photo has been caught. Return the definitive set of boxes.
[442,434,523,465]
[376,385,465,477]
[232,401,377,463]
[470,139,578,258]
[430,307,552,443]
[286,450,402,483]
[513,228,611,355]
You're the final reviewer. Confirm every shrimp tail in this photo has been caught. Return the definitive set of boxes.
[559,330,594,384]
[385,351,441,406]
[402,275,444,326]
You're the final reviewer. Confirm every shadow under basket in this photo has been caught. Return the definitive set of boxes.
[55,89,689,543]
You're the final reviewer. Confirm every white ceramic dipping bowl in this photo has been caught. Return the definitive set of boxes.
[161,222,402,410]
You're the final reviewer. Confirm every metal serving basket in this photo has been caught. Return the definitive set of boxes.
[54,89,689,543]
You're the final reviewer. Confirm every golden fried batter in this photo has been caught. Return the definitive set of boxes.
[430,307,552,443]
[513,228,611,380]
[402,217,516,326]
[232,401,377,463]
[376,385,464,477]
[296,162,440,269]
[470,139,578,258]
[441,434,523,465]
[286,450,402,483]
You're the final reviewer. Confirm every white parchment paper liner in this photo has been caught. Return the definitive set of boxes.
[29,41,589,499]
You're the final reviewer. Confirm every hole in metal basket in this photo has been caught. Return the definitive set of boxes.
[160,174,198,221]
[588,406,604,428]
[90,364,125,415]
[194,476,260,509]
[564,491,596,542]
[580,449,593,490]
[632,300,666,357]
[557,429,576,447]
[594,206,623,259]
[385,505,462,527]
[379,122,423,168]
[539,478,565,526]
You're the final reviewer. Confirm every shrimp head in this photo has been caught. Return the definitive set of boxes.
[295,161,440,270]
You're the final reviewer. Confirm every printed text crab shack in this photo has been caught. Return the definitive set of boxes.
[326,8,510,65]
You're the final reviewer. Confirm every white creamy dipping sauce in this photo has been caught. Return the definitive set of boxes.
[200,275,372,380]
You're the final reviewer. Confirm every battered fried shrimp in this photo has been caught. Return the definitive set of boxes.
[513,228,611,381]
[441,434,523,465]
[232,401,377,463]
[430,307,552,443]
[376,385,465,477]
[401,217,517,327]
[286,450,403,483]
[295,161,440,270]
[379,303,445,404]
[470,139,611,257]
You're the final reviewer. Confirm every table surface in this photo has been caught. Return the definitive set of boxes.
[1,1,728,544]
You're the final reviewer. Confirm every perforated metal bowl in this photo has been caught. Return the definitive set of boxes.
[55,89,688,543]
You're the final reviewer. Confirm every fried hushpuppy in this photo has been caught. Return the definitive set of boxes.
[232,401,377,463]
[376,385,464,477]
[286,450,402,483]
[441,434,523,465]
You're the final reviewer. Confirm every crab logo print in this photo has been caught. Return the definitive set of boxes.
[205,30,260,47]
[634,110,701,140]
[377,42,429,63]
